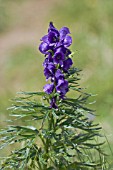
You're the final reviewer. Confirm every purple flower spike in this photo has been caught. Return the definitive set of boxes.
[39,22,73,108]
[43,83,54,94]
[62,58,73,72]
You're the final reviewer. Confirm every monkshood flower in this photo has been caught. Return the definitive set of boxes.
[39,22,72,54]
[43,83,54,94]
[56,79,69,99]
[44,62,55,80]
[53,48,65,66]
[39,22,73,108]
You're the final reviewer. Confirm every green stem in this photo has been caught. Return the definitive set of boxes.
[43,111,53,169]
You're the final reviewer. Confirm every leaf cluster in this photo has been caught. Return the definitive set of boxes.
[0,67,109,170]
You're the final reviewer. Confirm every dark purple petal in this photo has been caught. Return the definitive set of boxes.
[44,62,55,80]
[64,35,72,47]
[55,69,64,80]
[62,58,73,72]
[48,22,59,35]
[48,62,55,73]
[39,42,49,54]
[48,22,56,32]
[56,79,68,96]
[48,22,60,44]
[53,48,65,65]
[48,31,59,44]
[59,27,70,40]
[43,54,53,67]
[43,58,48,67]
[50,97,58,109]
[58,46,71,57]
[44,68,52,79]
[43,83,54,94]
[41,35,48,43]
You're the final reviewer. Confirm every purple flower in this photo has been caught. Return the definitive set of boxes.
[39,42,50,54]
[59,46,71,57]
[56,79,68,97]
[62,58,73,72]
[53,48,65,66]
[59,27,70,40]
[43,83,54,94]
[43,53,53,68]
[55,69,64,80]
[50,97,58,109]
[41,35,48,43]
[48,22,60,37]
[63,35,72,47]
[48,31,59,44]
[44,62,55,80]
[44,22,60,45]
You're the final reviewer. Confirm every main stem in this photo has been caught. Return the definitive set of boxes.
[43,111,54,170]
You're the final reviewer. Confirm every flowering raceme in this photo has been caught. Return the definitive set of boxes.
[39,22,73,108]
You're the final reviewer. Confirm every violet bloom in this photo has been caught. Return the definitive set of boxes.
[59,27,70,40]
[43,83,54,94]
[39,42,50,54]
[48,31,59,44]
[62,58,73,72]
[41,22,59,46]
[59,27,72,47]
[44,62,55,80]
[62,47,71,57]
[43,53,53,67]
[53,48,65,66]
[50,97,58,109]
[63,35,72,47]
[55,69,64,80]
[56,79,69,97]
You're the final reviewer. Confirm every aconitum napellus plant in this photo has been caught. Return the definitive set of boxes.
[0,22,110,170]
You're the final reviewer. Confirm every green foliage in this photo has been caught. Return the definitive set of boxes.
[0,67,110,170]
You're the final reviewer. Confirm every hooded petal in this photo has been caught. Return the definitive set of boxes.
[64,35,72,47]
[62,58,73,72]
[43,83,54,94]
[39,42,49,54]
[55,69,64,80]
[59,27,70,40]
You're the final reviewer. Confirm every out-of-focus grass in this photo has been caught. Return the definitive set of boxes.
[0,0,28,33]
[0,0,113,161]
[51,0,113,121]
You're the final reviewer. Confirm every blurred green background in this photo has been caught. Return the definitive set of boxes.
[0,0,113,158]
